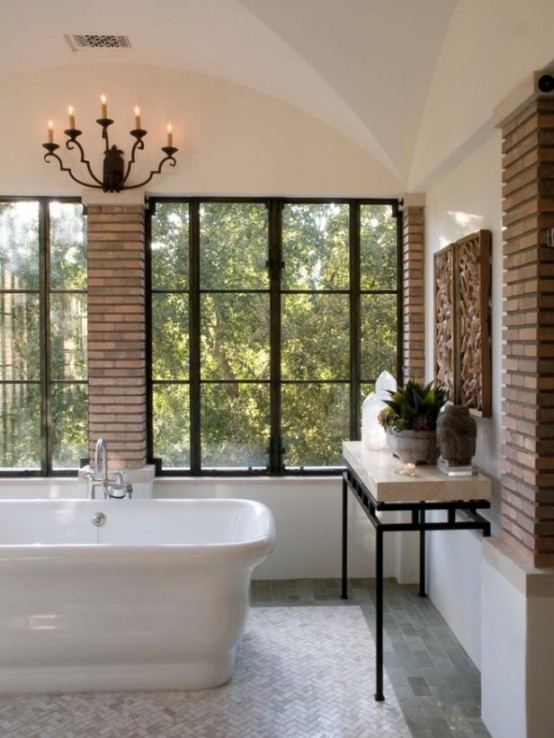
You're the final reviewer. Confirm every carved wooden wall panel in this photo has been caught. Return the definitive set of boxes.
[434,246,456,401]
[434,230,491,417]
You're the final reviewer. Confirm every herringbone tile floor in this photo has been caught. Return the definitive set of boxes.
[0,602,409,737]
[0,578,491,737]
[251,578,491,737]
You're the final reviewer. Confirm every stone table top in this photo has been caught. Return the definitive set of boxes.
[343,442,492,503]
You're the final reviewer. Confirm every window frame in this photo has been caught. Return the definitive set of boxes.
[146,196,403,476]
[0,195,87,477]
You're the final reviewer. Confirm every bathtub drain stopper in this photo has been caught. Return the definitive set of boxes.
[92,512,107,527]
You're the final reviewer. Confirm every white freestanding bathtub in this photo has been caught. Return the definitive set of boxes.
[0,498,275,694]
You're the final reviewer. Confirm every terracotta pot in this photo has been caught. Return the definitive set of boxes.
[386,429,438,464]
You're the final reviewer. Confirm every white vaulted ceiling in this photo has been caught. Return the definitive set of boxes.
[0,0,456,186]
[3,0,554,191]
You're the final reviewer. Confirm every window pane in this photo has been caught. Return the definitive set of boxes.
[360,204,397,290]
[0,382,41,469]
[201,383,269,469]
[152,293,189,380]
[361,294,398,381]
[0,293,40,381]
[282,383,349,468]
[49,202,87,289]
[282,293,349,380]
[282,203,349,290]
[148,197,400,474]
[200,203,268,290]
[201,294,270,380]
[153,383,190,468]
[50,293,87,381]
[51,383,88,469]
[0,201,40,290]
[151,203,189,291]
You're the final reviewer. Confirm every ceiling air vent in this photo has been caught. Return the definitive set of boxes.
[66,34,132,51]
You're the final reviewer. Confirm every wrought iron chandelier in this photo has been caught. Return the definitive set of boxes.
[42,96,178,193]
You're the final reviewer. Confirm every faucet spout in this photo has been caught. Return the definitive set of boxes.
[95,438,108,482]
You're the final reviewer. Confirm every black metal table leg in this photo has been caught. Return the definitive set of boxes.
[374,525,384,701]
[340,459,491,703]
[341,475,348,600]
[419,506,426,598]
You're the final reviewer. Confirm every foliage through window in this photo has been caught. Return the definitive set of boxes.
[148,198,401,474]
[0,198,87,474]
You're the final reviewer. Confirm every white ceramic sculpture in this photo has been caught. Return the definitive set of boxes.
[361,371,397,449]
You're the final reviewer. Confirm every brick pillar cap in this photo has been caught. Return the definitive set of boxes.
[492,70,554,129]
[402,193,426,208]
[81,189,146,207]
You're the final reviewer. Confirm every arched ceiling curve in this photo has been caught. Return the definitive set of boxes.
[1,0,457,185]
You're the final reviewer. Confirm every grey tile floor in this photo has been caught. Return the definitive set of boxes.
[0,605,409,738]
[251,578,491,738]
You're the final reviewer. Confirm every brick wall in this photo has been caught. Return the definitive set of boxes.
[87,204,147,470]
[402,204,425,383]
[501,96,554,566]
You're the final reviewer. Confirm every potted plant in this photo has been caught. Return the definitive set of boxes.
[378,379,446,464]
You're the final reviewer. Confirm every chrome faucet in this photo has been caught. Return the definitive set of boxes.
[95,437,108,484]
[87,438,133,500]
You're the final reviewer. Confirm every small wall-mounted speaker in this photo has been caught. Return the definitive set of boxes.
[538,74,554,93]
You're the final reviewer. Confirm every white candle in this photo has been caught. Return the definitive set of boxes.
[68,106,75,129]
[134,106,141,129]
[166,123,173,147]
[100,94,107,118]
[47,120,54,143]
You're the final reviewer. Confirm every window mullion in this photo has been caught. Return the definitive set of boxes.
[144,201,155,466]
[395,204,404,383]
[189,199,201,473]
[349,202,361,441]
[268,199,283,473]
[40,201,51,474]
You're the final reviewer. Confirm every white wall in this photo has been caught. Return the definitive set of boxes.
[481,539,554,738]
[481,549,527,738]
[424,131,503,667]
[425,131,503,486]
[410,0,554,190]
[1,63,402,198]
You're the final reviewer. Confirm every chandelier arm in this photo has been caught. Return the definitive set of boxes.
[43,152,103,189]
[66,139,104,188]
[122,137,145,186]
[120,149,177,190]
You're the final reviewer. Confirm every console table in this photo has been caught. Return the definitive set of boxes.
[341,441,492,701]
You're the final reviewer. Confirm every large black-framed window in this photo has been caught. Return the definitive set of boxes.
[147,197,402,476]
[0,197,88,476]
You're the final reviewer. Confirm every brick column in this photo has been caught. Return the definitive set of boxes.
[402,198,425,383]
[500,94,554,566]
[86,202,147,470]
